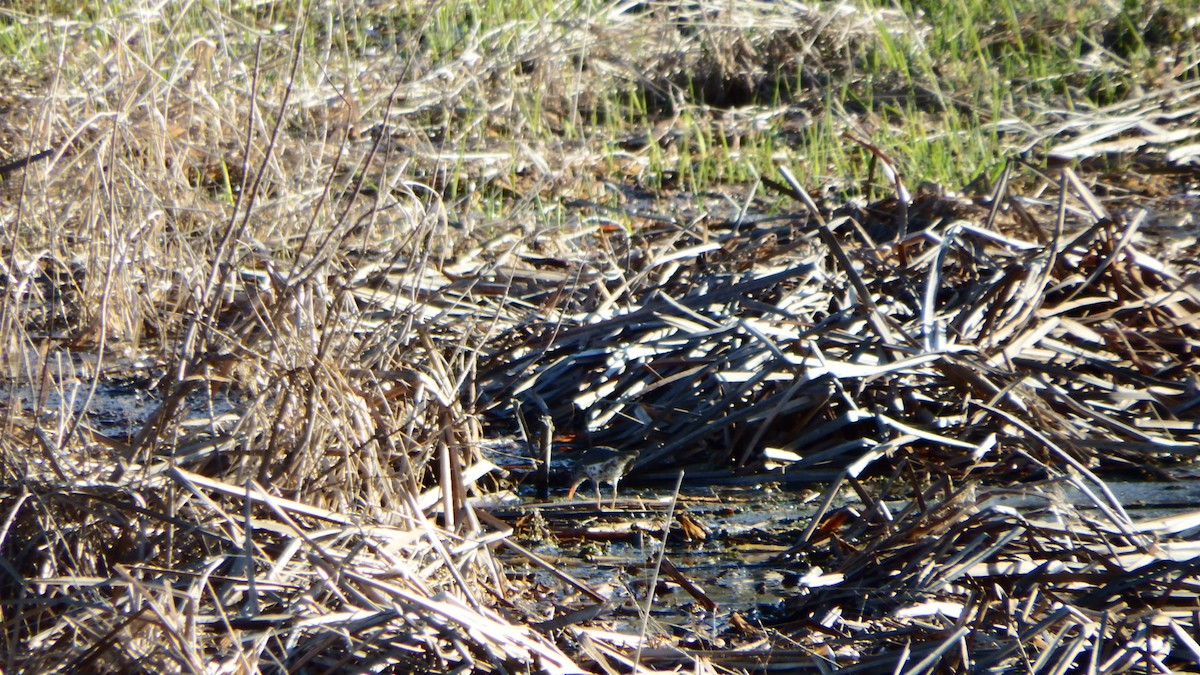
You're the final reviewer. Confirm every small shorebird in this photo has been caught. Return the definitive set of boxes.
[566,446,639,508]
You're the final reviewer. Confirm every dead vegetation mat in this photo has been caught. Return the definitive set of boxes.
[1,2,1200,673]
[475,161,1200,672]
[6,152,1200,671]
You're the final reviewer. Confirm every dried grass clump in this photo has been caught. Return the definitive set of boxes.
[0,6,578,672]
[0,13,480,504]
[539,0,906,112]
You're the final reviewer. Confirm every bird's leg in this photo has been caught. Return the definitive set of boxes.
[610,479,620,508]
[593,482,602,509]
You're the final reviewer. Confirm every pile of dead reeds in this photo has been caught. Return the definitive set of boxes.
[479,157,1200,482]
[468,108,1200,670]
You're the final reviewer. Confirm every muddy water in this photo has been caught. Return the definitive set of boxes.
[0,350,243,443]
[493,477,1200,640]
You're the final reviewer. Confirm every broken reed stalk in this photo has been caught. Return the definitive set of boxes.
[777,163,900,348]
[633,469,685,672]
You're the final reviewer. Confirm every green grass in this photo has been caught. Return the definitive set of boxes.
[259,1,1200,202]
[0,0,1195,261]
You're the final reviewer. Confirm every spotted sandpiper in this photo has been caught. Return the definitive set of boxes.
[566,446,639,508]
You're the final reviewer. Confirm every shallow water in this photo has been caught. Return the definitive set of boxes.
[493,475,1200,641]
